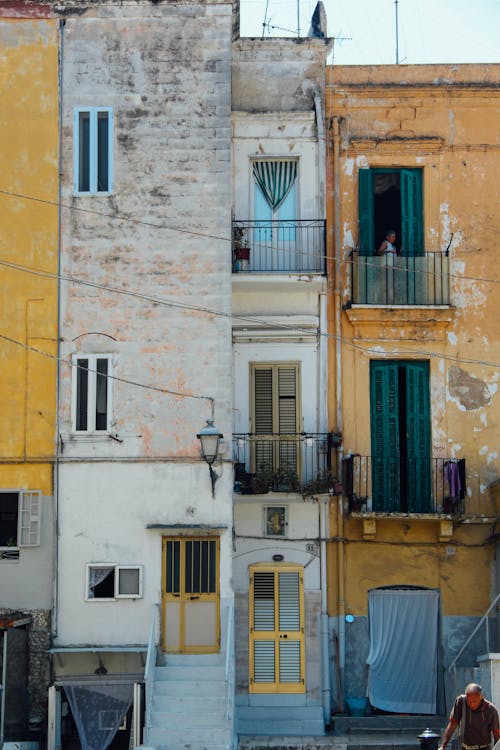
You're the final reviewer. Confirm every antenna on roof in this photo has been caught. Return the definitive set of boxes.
[395,0,400,63]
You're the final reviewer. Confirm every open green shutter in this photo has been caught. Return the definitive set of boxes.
[405,362,431,512]
[370,362,400,511]
[401,169,423,257]
[358,168,374,256]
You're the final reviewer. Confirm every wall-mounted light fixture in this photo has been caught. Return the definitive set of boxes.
[197,418,223,498]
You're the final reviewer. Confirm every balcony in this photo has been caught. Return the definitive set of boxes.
[233,433,335,494]
[232,220,326,274]
[342,455,466,515]
[349,251,450,306]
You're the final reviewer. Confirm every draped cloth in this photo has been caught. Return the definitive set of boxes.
[252,161,297,212]
[65,683,133,750]
[367,588,439,714]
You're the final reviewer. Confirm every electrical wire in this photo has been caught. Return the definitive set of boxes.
[1,187,499,286]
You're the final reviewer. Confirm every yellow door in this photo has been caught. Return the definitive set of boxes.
[249,563,305,693]
[162,537,220,654]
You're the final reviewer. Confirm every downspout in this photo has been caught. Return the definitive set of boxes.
[53,17,65,641]
[320,498,331,724]
[332,116,346,697]
[314,91,331,723]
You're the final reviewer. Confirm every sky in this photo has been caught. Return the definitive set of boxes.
[239,0,500,66]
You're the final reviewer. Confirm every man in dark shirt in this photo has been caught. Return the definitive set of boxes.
[439,683,500,750]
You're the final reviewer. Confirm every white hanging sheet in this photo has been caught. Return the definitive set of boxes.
[366,588,439,714]
[65,682,133,750]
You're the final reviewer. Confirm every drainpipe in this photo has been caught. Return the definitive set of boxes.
[0,630,7,747]
[332,116,346,700]
[53,17,65,641]
[320,498,331,724]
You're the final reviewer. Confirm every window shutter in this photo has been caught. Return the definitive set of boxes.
[278,571,301,684]
[405,362,431,512]
[253,572,276,683]
[254,368,273,471]
[18,490,41,547]
[401,169,423,256]
[370,362,400,512]
[278,367,298,472]
[358,168,374,256]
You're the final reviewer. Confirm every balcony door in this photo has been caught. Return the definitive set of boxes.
[253,160,297,272]
[370,360,431,513]
[249,564,305,694]
[251,363,300,481]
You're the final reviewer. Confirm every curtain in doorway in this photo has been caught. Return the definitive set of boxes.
[65,683,133,750]
[252,160,297,212]
[366,588,439,714]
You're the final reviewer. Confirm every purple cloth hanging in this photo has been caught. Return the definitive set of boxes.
[445,461,461,499]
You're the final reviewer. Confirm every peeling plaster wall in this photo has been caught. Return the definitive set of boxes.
[54,1,234,647]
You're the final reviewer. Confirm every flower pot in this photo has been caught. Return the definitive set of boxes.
[234,246,250,271]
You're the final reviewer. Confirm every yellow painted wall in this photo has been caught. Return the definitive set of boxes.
[325,64,500,618]
[0,16,59,480]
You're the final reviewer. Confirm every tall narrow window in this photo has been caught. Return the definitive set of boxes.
[0,491,42,551]
[74,108,113,194]
[73,354,112,433]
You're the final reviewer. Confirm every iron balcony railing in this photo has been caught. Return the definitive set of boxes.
[342,455,466,514]
[350,251,450,306]
[233,433,334,494]
[232,220,326,274]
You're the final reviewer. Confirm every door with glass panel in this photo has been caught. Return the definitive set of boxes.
[249,564,305,693]
[253,160,298,272]
[162,537,219,653]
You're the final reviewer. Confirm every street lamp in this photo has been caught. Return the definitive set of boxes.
[197,418,223,497]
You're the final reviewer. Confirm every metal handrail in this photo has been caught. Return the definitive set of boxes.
[144,602,160,739]
[448,592,500,673]
[225,601,235,721]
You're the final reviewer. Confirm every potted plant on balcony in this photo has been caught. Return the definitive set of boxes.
[233,225,250,272]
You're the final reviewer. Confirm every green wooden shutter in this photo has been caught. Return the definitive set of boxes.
[278,367,297,473]
[401,169,423,257]
[405,362,431,512]
[370,361,400,511]
[254,368,274,471]
[358,168,374,256]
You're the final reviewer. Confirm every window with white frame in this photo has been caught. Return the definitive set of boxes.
[0,491,42,558]
[72,354,112,433]
[86,564,143,600]
[74,107,113,194]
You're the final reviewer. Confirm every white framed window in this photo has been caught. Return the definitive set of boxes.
[74,107,113,194]
[0,490,42,557]
[86,564,143,601]
[263,505,288,537]
[72,354,112,433]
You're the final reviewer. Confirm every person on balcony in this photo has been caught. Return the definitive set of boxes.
[438,683,500,750]
[376,229,398,256]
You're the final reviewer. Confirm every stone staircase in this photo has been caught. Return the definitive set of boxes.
[237,704,325,736]
[144,653,234,750]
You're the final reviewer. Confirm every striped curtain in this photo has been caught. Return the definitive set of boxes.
[253,160,297,212]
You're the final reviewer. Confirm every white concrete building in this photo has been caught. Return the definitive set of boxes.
[50,2,234,748]
[231,25,333,736]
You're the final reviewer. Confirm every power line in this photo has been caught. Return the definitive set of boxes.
[1,257,500,371]
[1,187,499,286]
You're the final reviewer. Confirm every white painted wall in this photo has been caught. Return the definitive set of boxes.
[56,462,233,645]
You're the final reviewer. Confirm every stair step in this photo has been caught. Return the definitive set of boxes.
[160,653,224,667]
[154,679,226,697]
[238,706,323,720]
[155,664,226,681]
[152,694,226,713]
[152,709,228,727]
[237,719,325,736]
[147,725,232,745]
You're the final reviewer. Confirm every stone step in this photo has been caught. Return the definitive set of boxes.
[147,724,232,745]
[152,693,227,713]
[237,706,325,736]
[333,715,446,734]
[155,664,226,681]
[159,652,224,668]
[153,679,226,697]
[151,708,228,728]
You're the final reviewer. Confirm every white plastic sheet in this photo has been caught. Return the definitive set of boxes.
[367,588,439,714]
[65,683,133,750]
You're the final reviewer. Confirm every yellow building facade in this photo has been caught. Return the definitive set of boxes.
[325,64,500,715]
[0,6,59,736]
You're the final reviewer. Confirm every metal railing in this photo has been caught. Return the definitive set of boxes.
[350,251,450,305]
[342,455,466,514]
[233,433,334,494]
[232,219,326,273]
[144,602,160,742]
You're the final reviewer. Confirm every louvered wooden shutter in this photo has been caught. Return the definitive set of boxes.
[18,490,41,547]
[401,169,423,257]
[278,572,301,683]
[370,362,400,512]
[358,168,374,256]
[253,572,276,683]
[254,368,273,471]
[405,362,431,512]
[278,367,297,473]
